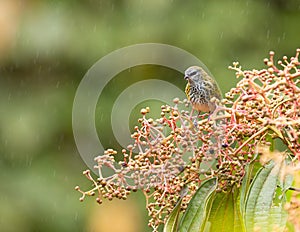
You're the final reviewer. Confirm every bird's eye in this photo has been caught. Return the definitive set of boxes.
[190,71,197,76]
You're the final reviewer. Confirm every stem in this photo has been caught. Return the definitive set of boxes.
[233,126,269,156]
[271,98,292,118]
[288,186,300,192]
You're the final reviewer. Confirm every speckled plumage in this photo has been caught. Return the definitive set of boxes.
[184,66,221,113]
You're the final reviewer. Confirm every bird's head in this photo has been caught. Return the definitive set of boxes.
[184,66,203,85]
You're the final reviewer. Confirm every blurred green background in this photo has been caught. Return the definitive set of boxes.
[0,0,299,231]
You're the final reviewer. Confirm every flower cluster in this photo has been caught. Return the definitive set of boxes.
[76,49,300,231]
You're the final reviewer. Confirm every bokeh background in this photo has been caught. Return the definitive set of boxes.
[0,0,299,231]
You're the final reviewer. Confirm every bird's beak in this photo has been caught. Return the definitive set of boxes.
[184,75,189,80]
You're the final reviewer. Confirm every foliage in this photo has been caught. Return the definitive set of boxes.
[76,49,300,231]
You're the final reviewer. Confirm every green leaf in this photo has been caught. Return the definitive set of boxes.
[245,160,287,231]
[208,189,245,232]
[178,178,217,232]
[278,157,293,193]
[281,173,293,193]
[164,197,183,232]
[268,198,288,231]
[239,160,256,217]
[239,152,262,219]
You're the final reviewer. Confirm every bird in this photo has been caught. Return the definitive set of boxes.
[184,66,222,114]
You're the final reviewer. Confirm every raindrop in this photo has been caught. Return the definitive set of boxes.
[74,213,78,221]
[26,156,32,166]
[266,30,270,39]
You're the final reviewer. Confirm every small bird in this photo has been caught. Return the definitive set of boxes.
[184,66,222,114]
